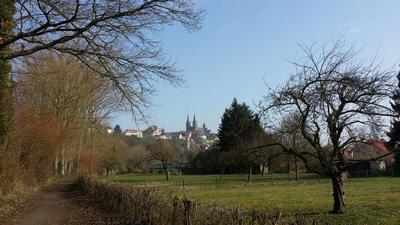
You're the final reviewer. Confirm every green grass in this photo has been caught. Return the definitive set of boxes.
[108,173,400,225]
[108,173,320,188]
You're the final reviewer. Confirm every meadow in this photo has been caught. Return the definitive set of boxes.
[108,173,400,225]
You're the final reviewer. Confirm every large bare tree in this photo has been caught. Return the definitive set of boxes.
[260,40,395,213]
[0,0,204,142]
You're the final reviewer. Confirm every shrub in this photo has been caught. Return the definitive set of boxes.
[78,176,328,225]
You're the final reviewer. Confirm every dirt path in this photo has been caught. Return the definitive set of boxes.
[4,179,92,225]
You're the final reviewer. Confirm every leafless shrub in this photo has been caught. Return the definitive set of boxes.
[78,176,329,225]
[0,105,61,194]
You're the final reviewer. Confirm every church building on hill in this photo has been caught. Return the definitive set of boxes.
[186,115,198,132]
[183,115,215,151]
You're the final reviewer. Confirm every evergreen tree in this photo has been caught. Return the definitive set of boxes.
[113,124,122,134]
[217,98,264,173]
[388,70,400,170]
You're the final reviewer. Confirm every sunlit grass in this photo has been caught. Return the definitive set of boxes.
[108,174,400,224]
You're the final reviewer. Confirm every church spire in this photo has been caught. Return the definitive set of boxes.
[186,115,191,132]
[192,114,198,130]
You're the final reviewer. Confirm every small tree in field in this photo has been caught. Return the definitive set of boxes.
[147,139,176,181]
[261,40,395,213]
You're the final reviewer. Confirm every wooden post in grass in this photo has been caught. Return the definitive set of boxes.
[183,198,192,225]
[182,179,185,190]
[172,197,179,225]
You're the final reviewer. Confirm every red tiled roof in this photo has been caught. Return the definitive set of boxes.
[371,140,392,154]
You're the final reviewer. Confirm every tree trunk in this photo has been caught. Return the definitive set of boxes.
[61,144,65,176]
[260,161,269,176]
[54,155,59,175]
[331,175,345,214]
[287,156,292,183]
[0,1,15,144]
[0,60,12,143]
[67,161,73,174]
[76,131,84,174]
[260,163,265,176]
[247,164,252,183]
[162,162,170,181]
[294,156,298,181]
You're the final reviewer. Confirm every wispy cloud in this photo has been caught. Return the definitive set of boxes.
[347,27,365,34]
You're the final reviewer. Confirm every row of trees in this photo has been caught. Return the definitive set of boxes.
[0,52,128,192]
[0,0,203,193]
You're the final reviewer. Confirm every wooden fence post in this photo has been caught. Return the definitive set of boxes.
[183,198,192,225]
[171,197,179,225]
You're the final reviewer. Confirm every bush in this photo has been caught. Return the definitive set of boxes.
[77,176,328,225]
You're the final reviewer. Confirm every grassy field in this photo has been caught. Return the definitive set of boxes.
[108,173,400,225]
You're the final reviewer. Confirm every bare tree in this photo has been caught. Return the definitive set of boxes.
[16,52,120,175]
[277,114,310,181]
[239,130,282,181]
[260,39,395,213]
[0,0,204,141]
[147,139,176,181]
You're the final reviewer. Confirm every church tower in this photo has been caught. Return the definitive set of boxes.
[192,115,198,131]
[186,115,191,132]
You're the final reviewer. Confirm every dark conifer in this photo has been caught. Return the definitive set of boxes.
[387,70,400,169]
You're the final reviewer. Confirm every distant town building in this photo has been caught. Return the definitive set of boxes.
[159,134,172,140]
[144,125,162,137]
[124,129,143,138]
[121,115,217,151]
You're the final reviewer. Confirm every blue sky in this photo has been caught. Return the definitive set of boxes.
[112,0,400,132]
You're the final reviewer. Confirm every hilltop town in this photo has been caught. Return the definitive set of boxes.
[116,115,218,151]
